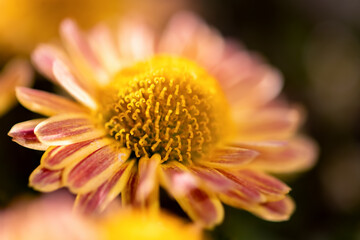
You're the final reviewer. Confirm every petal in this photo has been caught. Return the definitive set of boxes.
[60,19,108,84]
[177,188,224,229]
[0,58,33,116]
[117,18,154,63]
[189,166,263,204]
[250,197,295,221]
[160,162,224,228]
[8,119,48,151]
[63,145,131,194]
[135,154,161,208]
[234,105,302,141]
[89,24,121,78]
[196,147,258,169]
[159,161,198,197]
[16,87,87,116]
[75,160,135,213]
[41,138,111,170]
[249,137,318,173]
[29,166,62,192]
[121,164,139,206]
[31,44,68,82]
[34,113,106,145]
[220,169,290,201]
[53,60,98,110]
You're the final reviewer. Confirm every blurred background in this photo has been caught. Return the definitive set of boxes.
[0,0,359,239]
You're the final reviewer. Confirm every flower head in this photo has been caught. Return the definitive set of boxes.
[0,59,33,116]
[9,12,317,228]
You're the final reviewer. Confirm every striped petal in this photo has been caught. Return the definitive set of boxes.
[250,137,318,173]
[135,154,161,208]
[121,165,139,206]
[53,60,98,110]
[250,197,295,221]
[219,169,290,202]
[75,160,135,214]
[29,166,62,192]
[196,147,258,169]
[16,87,87,116]
[34,113,106,145]
[63,145,131,194]
[41,138,111,170]
[8,119,47,150]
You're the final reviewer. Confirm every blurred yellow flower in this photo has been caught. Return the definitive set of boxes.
[0,194,201,240]
[8,12,317,228]
[99,210,202,240]
[0,59,33,116]
[0,0,124,55]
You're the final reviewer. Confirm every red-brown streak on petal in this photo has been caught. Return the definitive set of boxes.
[220,169,290,202]
[250,197,295,221]
[177,187,224,229]
[16,87,87,116]
[197,147,258,169]
[218,169,267,203]
[41,138,109,169]
[136,154,161,205]
[189,166,235,192]
[34,114,105,145]
[249,137,318,173]
[64,146,130,194]
[121,165,139,206]
[29,166,62,192]
[75,160,135,214]
[8,119,48,150]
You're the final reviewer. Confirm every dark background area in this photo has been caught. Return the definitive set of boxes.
[1,0,359,239]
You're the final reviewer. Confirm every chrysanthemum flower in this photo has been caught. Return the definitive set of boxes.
[0,59,33,116]
[0,0,124,55]
[8,12,317,228]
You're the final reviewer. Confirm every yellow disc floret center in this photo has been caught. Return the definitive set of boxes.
[100,56,231,163]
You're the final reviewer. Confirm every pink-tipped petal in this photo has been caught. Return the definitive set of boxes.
[160,162,224,228]
[31,44,68,82]
[34,113,105,145]
[60,19,108,84]
[135,154,161,206]
[250,197,295,221]
[29,166,62,192]
[75,160,135,213]
[16,87,87,116]
[41,138,111,170]
[53,60,98,110]
[235,105,302,141]
[63,145,131,194]
[8,119,48,150]
[0,59,33,116]
[197,147,258,169]
[160,162,198,197]
[250,137,318,173]
[177,188,224,229]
